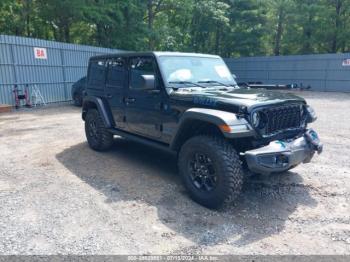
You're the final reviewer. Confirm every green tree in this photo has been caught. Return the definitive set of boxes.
[36,0,84,42]
[221,0,268,57]
[319,0,350,53]
[1,0,350,56]
[266,0,295,56]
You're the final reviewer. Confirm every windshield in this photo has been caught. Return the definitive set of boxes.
[158,56,237,87]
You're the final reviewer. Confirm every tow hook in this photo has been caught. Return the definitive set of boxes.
[305,129,323,154]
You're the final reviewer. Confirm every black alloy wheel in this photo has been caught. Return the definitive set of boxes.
[189,153,218,192]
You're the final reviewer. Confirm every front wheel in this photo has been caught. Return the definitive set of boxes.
[178,136,244,209]
[85,109,114,151]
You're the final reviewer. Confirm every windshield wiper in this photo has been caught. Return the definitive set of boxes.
[169,81,206,88]
[197,80,232,87]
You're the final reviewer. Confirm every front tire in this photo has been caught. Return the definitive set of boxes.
[85,109,114,151]
[178,136,244,209]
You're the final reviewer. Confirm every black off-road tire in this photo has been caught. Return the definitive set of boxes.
[85,109,114,151]
[178,135,244,209]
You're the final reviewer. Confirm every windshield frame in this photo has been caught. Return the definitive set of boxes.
[155,55,237,90]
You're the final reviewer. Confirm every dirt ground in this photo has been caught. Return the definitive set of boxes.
[0,91,349,255]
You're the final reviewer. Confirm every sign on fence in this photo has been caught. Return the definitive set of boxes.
[342,59,350,66]
[34,47,47,59]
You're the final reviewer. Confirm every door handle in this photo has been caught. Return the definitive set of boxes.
[106,94,113,98]
[124,97,136,104]
[147,89,161,95]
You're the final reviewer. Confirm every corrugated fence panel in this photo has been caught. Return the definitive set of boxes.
[0,35,121,105]
[2,34,350,105]
[0,65,14,84]
[225,53,350,92]
[0,85,14,105]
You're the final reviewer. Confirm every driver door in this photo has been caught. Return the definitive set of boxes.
[124,56,163,139]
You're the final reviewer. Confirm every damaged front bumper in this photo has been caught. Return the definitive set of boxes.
[245,129,323,175]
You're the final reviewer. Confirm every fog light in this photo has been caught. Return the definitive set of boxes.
[258,154,289,168]
[275,154,289,167]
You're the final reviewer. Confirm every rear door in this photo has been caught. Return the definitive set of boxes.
[105,57,127,129]
[86,58,107,97]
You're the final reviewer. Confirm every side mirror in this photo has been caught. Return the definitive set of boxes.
[141,75,155,90]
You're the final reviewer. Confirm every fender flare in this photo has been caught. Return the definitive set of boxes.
[170,108,255,150]
[82,96,114,128]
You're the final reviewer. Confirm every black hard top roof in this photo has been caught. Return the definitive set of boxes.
[90,51,220,61]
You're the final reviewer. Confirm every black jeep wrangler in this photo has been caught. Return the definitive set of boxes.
[82,52,323,209]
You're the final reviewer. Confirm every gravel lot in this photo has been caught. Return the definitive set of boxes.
[0,91,349,255]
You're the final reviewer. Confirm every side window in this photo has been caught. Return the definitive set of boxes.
[88,59,106,88]
[106,58,125,88]
[129,57,157,90]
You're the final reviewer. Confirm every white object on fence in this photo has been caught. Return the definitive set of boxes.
[31,85,46,106]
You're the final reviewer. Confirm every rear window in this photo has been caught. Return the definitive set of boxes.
[106,58,125,88]
[88,59,106,88]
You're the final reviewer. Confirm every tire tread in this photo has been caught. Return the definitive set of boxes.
[85,109,113,151]
[178,135,243,209]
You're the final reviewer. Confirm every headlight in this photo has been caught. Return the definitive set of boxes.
[306,105,317,123]
[252,111,260,127]
[251,111,267,129]
[252,112,261,128]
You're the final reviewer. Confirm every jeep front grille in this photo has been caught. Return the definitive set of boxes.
[257,104,303,137]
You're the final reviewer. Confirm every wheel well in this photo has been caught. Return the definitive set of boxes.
[82,101,97,120]
[172,120,224,151]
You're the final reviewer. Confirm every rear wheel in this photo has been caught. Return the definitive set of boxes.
[178,135,244,209]
[85,109,114,151]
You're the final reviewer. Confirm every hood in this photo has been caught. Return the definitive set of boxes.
[170,88,305,112]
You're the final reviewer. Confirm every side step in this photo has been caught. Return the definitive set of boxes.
[109,128,176,155]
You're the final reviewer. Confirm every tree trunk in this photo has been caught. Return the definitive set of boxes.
[21,0,31,37]
[190,6,198,52]
[51,24,59,41]
[273,7,285,56]
[215,22,221,54]
[331,0,342,53]
[58,26,64,42]
[302,13,313,54]
[147,0,155,50]
[123,5,130,48]
[64,25,70,43]
[26,14,30,37]
[96,23,103,46]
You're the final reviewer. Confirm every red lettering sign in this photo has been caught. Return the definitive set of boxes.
[34,47,47,59]
[342,59,350,66]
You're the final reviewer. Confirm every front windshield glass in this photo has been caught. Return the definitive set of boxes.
[158,56,237,87]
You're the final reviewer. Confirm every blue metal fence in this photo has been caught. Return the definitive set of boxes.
[0,35,120,105]
[224,53,350,92]
[1,35,350,106]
